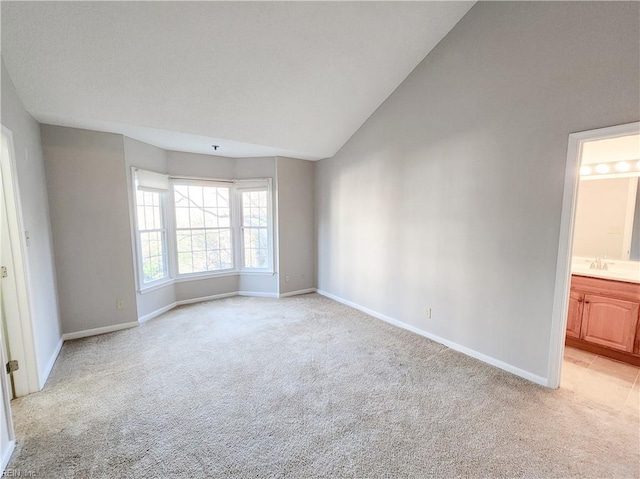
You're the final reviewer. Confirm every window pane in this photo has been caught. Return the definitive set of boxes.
[217,189,229,208]
[191,230,206,252]
[218,208,230,228]
[175,207,190,229]
[140,231,167,282]
[176,231,192,252]
[203,188,217,207]
[243,227,268,269]
[240,189,269,270]
[135,190,168,284]
[188,186,204,207]
[144,206,156,230]
[220,229,231,250]
[174,185,190,207]
[190,207,204,228]
[174,184,232,274]
[203,208,218,228]
[178,252,193,274]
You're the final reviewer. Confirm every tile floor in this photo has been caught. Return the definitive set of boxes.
[561,346,640,417]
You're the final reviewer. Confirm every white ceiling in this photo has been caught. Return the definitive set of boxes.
[1,1,474,160]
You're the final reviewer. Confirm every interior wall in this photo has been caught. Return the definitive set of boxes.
[315,1,640,380]
[41,125,138,334]
[276,156,315,295]
[0,59,62,384]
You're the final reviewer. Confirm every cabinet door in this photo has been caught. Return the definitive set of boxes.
[566,291,584,339]
[581,295,640,352]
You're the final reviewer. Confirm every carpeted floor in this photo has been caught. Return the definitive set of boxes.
[7,294,640,478]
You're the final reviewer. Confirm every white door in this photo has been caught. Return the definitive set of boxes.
[0,132,29,398]
[0,132,15,470]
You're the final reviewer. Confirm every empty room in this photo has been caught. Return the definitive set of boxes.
[0,1,639,477]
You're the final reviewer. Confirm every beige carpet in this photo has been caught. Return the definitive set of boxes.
[7,294,640,478]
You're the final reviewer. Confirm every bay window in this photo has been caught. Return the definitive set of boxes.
[132,170,273,290]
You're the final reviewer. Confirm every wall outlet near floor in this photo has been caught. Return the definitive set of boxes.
[424,307,432,319]
[285,275,291,283]
[116,300,126,310]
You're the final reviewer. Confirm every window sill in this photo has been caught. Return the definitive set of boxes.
[174,271,239,283]
[138,278,174,295]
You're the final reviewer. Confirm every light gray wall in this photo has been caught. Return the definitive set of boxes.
[316,2,640,379]
[0,59,62,384]
[277,156,315,294]
[167,151,235,179]
[123,137,176,319]
[175,275,238,302]
[41,125,138,333]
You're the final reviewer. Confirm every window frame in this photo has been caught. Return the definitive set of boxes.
[168,178,274,279]
[131,173,275,290]
[170,179,236,279]
[236,182,274,273]
[132,176,171,292]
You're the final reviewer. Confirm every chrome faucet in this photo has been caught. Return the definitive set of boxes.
[590,257,608,270]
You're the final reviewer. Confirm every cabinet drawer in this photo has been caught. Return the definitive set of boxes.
[581,295,640,352]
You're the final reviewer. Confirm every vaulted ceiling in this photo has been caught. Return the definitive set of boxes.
[1,1,474,160]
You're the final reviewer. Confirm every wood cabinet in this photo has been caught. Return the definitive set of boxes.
[566,275,640,365]
[566,291,584,339]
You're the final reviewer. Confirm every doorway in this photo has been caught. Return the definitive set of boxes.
[548,121,640,394]
[0,126,39,399]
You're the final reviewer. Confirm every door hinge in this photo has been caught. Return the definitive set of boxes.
[1,266,7,278]
[6,360,19,374]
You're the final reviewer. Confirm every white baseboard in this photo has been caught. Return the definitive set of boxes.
[1,440,15,473]
[237,291,278,298]
[316,289,548,387]
[279,288,317,298]
[138,302,177,323]
[175,292,238,306]
[62,290,304,342]
[39,338,64,389]
[62,321,139,341]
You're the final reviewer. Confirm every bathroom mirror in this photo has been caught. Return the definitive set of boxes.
[573,176,640,261]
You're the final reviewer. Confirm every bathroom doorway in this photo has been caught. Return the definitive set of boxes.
[548,122,640,412]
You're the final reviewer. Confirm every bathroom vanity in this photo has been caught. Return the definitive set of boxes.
[566,262,640,366]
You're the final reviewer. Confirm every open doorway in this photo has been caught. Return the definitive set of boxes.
[548,122,640,413]
[0,126,43,471]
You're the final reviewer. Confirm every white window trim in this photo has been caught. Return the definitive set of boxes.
[168,177,275,280]
[236,181,274,273]
[132,169,171,292]
[170,179,236,276]
[131,172,276,292]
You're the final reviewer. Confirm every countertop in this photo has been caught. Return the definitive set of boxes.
[571,258,640,284]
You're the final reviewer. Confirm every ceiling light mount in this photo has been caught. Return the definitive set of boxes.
[212,145,220,151]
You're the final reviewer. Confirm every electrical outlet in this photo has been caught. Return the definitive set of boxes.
[116,300,126,310]
[424,307,432,319]
[285,275,291,283]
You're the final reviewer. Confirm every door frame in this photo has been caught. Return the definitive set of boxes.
[0,126,39,395]
[0,323,15,471]
[547,121,640,388]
